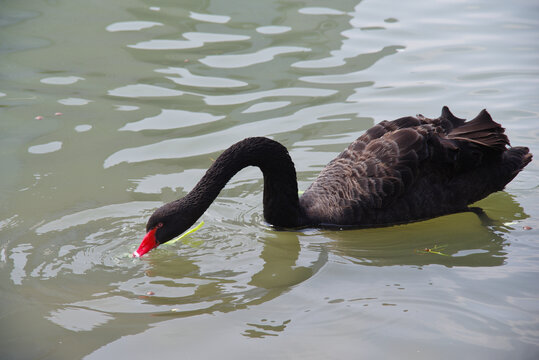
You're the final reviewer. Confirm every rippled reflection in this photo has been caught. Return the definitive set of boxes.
[327,192,529,268]
[106,21,163,32]
[156,67,248,88]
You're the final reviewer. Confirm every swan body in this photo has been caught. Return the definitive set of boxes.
[134,107,532,257]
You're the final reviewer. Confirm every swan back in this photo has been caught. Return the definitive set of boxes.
[299,107,531,226]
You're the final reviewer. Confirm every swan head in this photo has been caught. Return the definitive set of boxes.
[133,200,194,257]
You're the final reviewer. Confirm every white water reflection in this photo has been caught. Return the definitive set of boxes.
[200,46,311,68]
[189,11,230,24]
[119,109,224,131]
[47,308,113,332]
[57,97,92,105]
[104,136,238,168]
[256,26,291,34]
[132,169,204,194]
[108,84,183,98]
[114,105,139,111]
[129,31,249,50]
[202,87,336,106]
[9,243,33,285]
[103,101,362,168]
[110,84,336,106]
[28,141,62,154]
[74,124,92,132]
[242,101,291,113]
[183,32,250,43]
[298,7,347,15]
[129,39,204,50]
[68,295,219,314]
[35,202,161,235]
[40,76,84,85]
[156,67,248,88]
[106,21,163,32]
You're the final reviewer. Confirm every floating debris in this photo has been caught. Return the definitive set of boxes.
[166,221,204,245]
[415,244,449,256]
[523,226,532,230]
[35,115,43,120]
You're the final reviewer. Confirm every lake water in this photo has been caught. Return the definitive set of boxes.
[1,0,539,359]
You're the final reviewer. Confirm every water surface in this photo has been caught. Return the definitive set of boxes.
[1,0,539,359]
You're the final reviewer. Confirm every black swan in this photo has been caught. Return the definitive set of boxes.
[134,107,532,257]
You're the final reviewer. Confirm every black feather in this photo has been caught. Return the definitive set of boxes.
[142,107,532,249]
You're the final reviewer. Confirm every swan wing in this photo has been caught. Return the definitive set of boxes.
[299,107,528,226]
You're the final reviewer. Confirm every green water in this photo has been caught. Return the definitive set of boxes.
[1,0,538,359]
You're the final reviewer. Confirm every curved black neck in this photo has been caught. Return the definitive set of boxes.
[183,137,303,227]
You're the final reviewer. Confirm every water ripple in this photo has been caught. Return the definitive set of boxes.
[183,32,250,43]
[200,46,311,68]
[242,101,291,113]
[156,67,248,88]
[40,76,84,85]
[256,26,291,34]
[103,101,361,168]
[27,141,62,154]
[299,7,346,15]
[128,39,204,50]
[47,308,113,332]
[132,169,204,194]
[106,21,163,32]
[189,11,230,24]
[119,109,224,132]
[202,87,336,106]
[35,201,161,235]
[108,84,183,98]
[299,46,404,82]
[57,97,92,105]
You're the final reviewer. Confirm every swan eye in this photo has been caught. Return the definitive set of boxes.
[156,222,164,229]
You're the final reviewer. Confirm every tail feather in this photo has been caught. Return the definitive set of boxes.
[463,146,531,204]
[447,109,509,151]
[440,106,466,128]
[503,146,532,180]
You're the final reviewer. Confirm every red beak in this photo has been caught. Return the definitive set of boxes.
[133,227,158,257]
